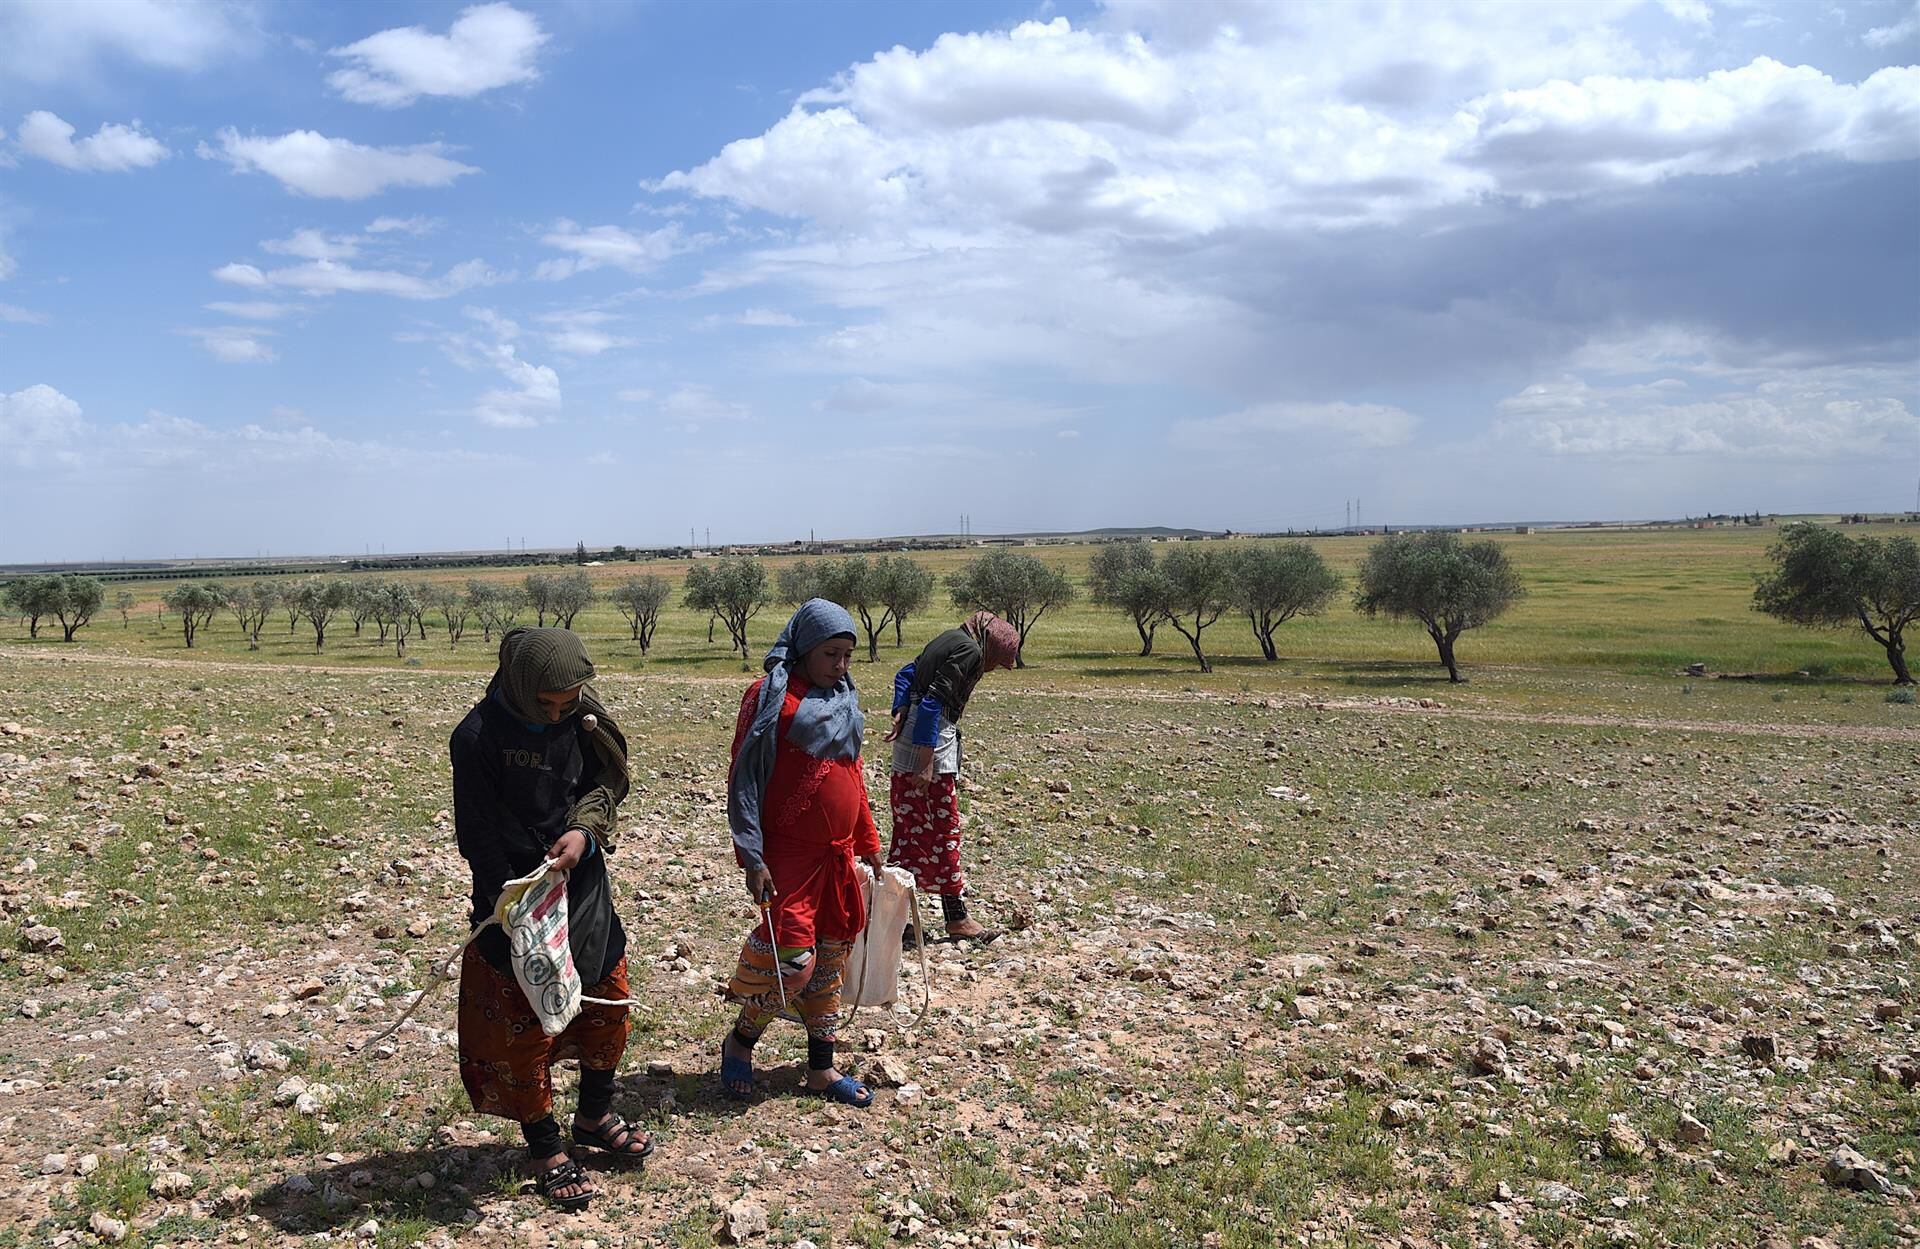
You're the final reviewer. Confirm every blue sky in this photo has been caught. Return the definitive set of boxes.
[0,0,1915,561]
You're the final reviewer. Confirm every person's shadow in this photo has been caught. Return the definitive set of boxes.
[256,1145,498,1237]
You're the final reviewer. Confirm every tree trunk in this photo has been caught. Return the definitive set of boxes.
[28,616,39,638]
[314,624,326,652]
[63,622,78,642]
[1135,614,1155,656]
[1432,628,1462,682]
[894,617,904,647]
[1887,633,1914,685]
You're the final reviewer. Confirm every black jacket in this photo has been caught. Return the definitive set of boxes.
[450,692,625,983]
[908,628,986,722]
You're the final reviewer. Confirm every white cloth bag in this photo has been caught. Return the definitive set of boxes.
[845,863,916,1007]
[495,864,583,1037]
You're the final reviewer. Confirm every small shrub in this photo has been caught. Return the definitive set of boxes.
[1888,687,1916,705]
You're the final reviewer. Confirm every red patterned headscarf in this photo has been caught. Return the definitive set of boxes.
[965,611,1021,671]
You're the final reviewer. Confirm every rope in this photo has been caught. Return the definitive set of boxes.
[351,862,646,1055]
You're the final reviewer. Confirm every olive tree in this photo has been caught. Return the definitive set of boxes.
[372,580,420,657]
[776,561,818,606]
[224,581,279,649]
[1088,540,1168,656]
[874,555,934,648]
[1155,546,1234,672]
[1353,531,1524,683]
[420,583,468,649]
[48,576,105,642]
[4,575,62,638]
[468,580,523,642]
[610,574,671,653]
[1231,543,1342,661]
[162,583,224,649]
[293,578,352,651]
[1754,523,1919,685]
[549,570,593,629]
[946,548,1075,668]
[687,556,768,659]
[814,557,896,662]
[115,590,135,628]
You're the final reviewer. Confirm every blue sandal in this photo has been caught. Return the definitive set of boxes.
[719,1043,757,1102]
[810,1074,874,1108]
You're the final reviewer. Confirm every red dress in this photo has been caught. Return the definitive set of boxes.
[730,677,879,948]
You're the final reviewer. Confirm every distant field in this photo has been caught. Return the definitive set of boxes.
[5,525,1916,727]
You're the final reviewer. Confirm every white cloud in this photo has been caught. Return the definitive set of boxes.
[1494,352,1918,459]
[261,228,360,261]
[0,0,249,86]
[0,383,86,466]
[1865,2,1920,48]
[204,300,298,321]
[636,383,751,431]
[189,326,278,364]
[1459,59,1920,198]
[328,3,547,107]
[442,306,562,428]
[1169,401,1418,449]
[212,262,269,289]
[212,256,501,300]
[366,214,438,235]
[0,302,48,324]
[537,310,632,357]
[536,220,690,279]
[1657,0,1712,29]
[15,111,168,172]
[203,128,478,199]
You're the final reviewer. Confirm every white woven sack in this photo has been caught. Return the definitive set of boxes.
[846,864,915,1007]
[496,865,583,1037]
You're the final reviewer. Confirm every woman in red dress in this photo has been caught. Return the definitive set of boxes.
[718,598,882,1106]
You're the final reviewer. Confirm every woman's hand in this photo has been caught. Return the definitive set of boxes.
[744,866,776,905]
[546,828,590,873]
[882,709,905,742]
[861,854,884,877]
[912,744,936,788]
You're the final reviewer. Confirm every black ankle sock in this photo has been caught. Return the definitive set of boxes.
[576,1067,615,1122]
[522,1115,562,1159]
[730,1026,761,1051]
[941,893,968,924]
[807,1037,836,1071]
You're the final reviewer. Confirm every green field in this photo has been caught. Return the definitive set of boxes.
[10,525,1917,725]
[0,525,1914,1248]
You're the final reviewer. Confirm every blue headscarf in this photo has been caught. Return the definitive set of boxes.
[727,599,864,871]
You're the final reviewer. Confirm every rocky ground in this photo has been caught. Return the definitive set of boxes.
[0,647,1915,1249]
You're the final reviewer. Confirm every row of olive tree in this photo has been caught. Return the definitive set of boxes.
[1088,533,1524,680]
[776,555,937,659]
[3,574,107,642]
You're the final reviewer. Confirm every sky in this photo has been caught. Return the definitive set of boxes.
[0,0,1916,562]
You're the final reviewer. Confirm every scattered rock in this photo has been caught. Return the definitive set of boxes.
[405,917,433,938]
[150,1170,194,1199]
[1823,1146,1898,1196]
[1379,1099,1423,1128]
[1274,891,1300,917]
[1741,1033,1778,1063]
[1536,1181,1582,1208]
[39,1152,68,1175]
[292,980,325,1001]
[1468,1034,1508,1075]
[1603,1115,1647,1160]
[1676,1112,1710,1145]
[721,1198,769,1242]
[214,1185,251,1216]
[865,1057,911,1089]
[295,1083,337,1116]
[87,1212,129,1243]
[272,1076,309,1106]
[21,924,63,953]
[1285,996,1321,1022]
[246,1040,290,1072]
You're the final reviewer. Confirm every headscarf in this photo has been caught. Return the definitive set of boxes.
[485,627,630,844]
[490,627,599,724]
[965,611,1021,671]
[728,599,864,871]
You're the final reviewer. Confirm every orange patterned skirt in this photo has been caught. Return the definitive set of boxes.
[456,947,630,1123]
